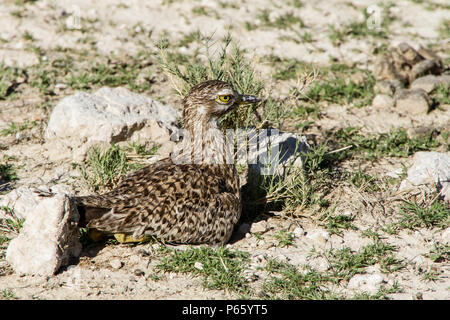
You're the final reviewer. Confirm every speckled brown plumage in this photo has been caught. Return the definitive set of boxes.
[75,80,259,245]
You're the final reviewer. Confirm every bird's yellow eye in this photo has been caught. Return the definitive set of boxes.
[217,95,232,103]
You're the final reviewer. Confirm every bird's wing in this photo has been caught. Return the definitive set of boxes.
[82,159,240,243]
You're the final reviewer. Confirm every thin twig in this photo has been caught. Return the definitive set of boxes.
[219,255,229,273]
[326,145,353,155]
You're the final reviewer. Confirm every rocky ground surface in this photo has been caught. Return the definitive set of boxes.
[0,0,449,300]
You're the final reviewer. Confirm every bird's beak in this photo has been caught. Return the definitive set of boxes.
[237,94,261,105]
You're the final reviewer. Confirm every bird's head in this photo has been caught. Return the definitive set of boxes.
[182,80,260,130]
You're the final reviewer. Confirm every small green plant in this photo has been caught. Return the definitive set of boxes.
[1,120,37,136]
[320,240,404,280]
[274,229,295,247]
[293,103,319,119]
[0,163,18,183]
[0,206,24,234]
[191,6,212,16]
[393,197,449,231]
[328,6,394,44]
[351,281,402,300]
[290,0,303,8]
[244,143,337,220]
[348,166,380,192]
[0,64,25,100]
[261,98,291,129]
[438,19,450,38]
[425,243,449,263]
[0,235,9,246]
[422,270,440,282]
[10,10,26,18]
[303,75,375,107]
[257,10,305,29]
[22,30,35,41]
[1,289,17,300]
[81,144,132,191]
[324,214,357,235]
[126,142,159,156]
[218,1,239,9]
[262,259,339,300]
[156,246,250,294]
[176,30,202,48]
[266,56,313,81]
[361,229,382,241]
[244,21,258,31]
[329,127,443,161]
[432,83,450,105]
[29,65,58,95]
[67,53,154,93]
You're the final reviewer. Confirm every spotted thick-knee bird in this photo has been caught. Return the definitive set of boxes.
[75,80,260,245]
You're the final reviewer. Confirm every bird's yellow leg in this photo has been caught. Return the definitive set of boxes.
[87,229,107,242]
[113,233,150,243]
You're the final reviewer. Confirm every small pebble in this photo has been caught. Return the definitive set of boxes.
[293,227,304,238]
[194,261,204,271]
[134,269,145,277]
[110,258,123,270]
[341,210,353,217]
[250,221,269,234]
[137,249,149,257]
[254,255,265,263]
[414,292,423,300]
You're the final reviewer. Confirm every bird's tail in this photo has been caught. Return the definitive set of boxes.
[74,195,112,228]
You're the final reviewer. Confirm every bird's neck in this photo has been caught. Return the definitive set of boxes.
[172,115,232,165]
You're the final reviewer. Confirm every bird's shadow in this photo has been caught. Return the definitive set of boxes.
[228,212,274,245]
[227,176,277,244]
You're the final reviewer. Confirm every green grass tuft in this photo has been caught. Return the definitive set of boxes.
[328,127,445,161]
[257,10,305,29]
[324,214,357,235]
[157,33,264,129]
[156,246,250,294]
[1,289,17,300]
[274,230,295,248]
[425,243,449,263]
[0,163,18,184]
[0,64,25,100]
[303,75,375,107]
[262,259,340,299]
[81,144,141,191]
[395,198,449,230]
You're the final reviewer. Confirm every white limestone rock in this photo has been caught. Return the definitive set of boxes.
[372,94,394,109]
[347,274,385,294]
[6,192,81,276]
[395,88,431,115]
[305,229,330,246]
[250,220,270,234]
[0,184,74,220]
[45,87,181,162]
[110,258,123,270]
[293,227,304,238]
[374,80,404,96]
[0,186,41,220]
[244,128,310,176]
[399,152,450,201]
[411,75,450,93]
